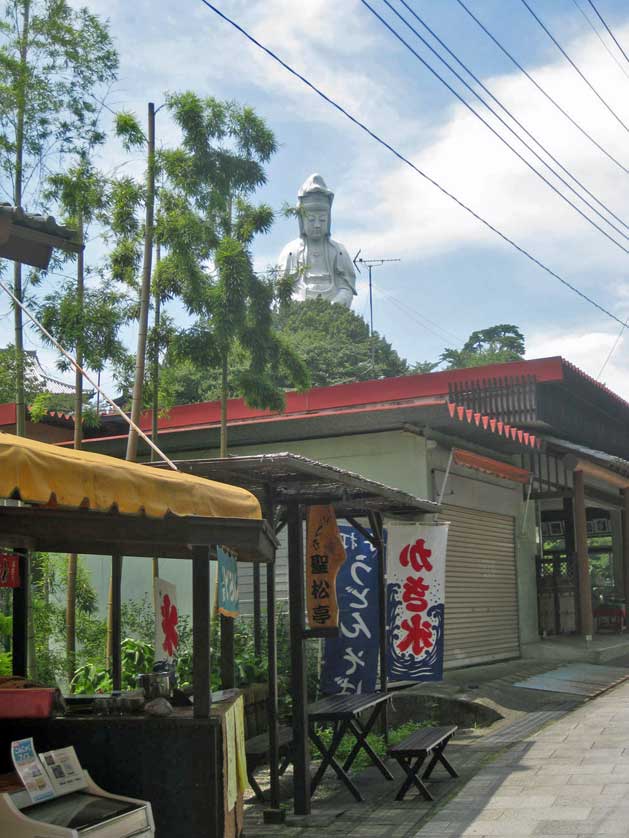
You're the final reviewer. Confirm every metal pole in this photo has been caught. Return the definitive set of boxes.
[368,265,375,370]
[126,101,156,462]
[287,502,310,815]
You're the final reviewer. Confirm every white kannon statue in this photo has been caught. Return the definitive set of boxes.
[278,173,357,307]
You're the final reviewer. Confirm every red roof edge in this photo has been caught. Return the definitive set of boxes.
[0,402,16,426]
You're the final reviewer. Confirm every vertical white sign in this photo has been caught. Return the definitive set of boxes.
[154,577,179,663]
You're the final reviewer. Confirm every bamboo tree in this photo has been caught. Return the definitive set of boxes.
[0,0,118,436]
[39,160,128,682]
[160,93,309,454]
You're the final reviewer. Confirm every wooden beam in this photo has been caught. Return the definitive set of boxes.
[0,508,277,562]
[287,502,310,816]
[623,491,629,623]
[253,563,262,659]
[573,470,593,640]
[220,615,235,690]
[111,553,122,691]
[192,547,211,718]
[266,557,281,813]
[11,549,28,677]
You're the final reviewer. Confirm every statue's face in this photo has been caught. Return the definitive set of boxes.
[302,204,329,240]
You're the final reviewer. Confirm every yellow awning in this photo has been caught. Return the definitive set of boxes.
[0,432,260,520]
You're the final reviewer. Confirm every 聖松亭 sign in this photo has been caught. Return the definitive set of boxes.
[320,523,380,694]
[387,521,448,683]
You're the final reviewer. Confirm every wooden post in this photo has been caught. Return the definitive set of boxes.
[266,557,281,813]
[563,497,576,635]
[12,549,28,677]
[573,470,593,640]
[623,490,629,623]
[193,546,211,718]
[287,502,310,816]
[368,511,389,743]
[253,563,262,659]
[111,553,123,691]
[220,614,235,689]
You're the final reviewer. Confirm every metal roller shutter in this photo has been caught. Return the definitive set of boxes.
[442,504,519,668]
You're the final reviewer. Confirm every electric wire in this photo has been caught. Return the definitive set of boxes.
[397,0,628,231]
[371,0,628,242]
[197,0,627,330]
[585,0,629,66]
[570,0,629,80]
[518,0,629,133]
[373,281,465,345]
[362,0,628,250]
[597,318,627,378]
[453,0,628,174]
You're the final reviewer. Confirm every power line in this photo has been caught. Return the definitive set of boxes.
[518,0,629,134]
[570,0,629,80]
[453,0,628,174]
[367,0,629,245]
[197,0,627,330]
[585,0,629,66]
[597,318,627,379]
[398,0,628,231]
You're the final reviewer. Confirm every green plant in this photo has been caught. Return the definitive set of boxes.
[71,663,112,695]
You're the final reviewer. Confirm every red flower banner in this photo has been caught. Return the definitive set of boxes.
[154,578,179,662]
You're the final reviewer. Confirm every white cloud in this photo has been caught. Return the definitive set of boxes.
[527,326,629,400]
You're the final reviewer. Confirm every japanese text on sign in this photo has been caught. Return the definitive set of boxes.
[306,506,346,629]
[387,521,448,683]
[218,546,239,618]
[320,524,380,694]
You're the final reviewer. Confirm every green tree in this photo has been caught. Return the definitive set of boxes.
[274,298,409,387]
[440,324,525,369]
[0,0,118,436]
[0,343,40,403]
[159,92,308,455]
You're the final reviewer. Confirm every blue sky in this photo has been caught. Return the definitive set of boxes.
[8,0,629,398]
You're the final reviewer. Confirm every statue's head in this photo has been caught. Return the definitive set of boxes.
[297,173,333,240]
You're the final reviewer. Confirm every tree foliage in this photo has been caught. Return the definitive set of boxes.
[274,298,410,387]
[440,324,525,369]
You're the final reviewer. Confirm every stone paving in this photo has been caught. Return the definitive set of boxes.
[415,678,629,837]
[243,678,629,837]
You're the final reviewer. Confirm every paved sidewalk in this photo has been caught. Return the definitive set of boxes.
[417,678,629,837]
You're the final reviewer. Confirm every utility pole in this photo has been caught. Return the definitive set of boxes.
[353,253,401,370]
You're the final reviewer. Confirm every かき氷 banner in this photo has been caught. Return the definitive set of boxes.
[386,521,448,683]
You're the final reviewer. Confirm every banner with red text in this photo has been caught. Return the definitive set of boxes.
[386,521,448,683]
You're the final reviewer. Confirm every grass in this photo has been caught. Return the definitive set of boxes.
[311,720,431,773]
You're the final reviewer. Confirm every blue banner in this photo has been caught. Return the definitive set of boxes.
[320,524,380,695]
[217,546,239,618]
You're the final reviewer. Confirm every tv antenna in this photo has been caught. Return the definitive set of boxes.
[353,251,401,368]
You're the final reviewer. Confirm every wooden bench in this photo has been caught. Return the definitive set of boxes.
[388,725,458,801]
[245,725,293,803]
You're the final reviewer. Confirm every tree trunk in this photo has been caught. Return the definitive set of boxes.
[66,213,84,686]
[13,0,30,438]
[220,354,228,457]
[126,101,156,462]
